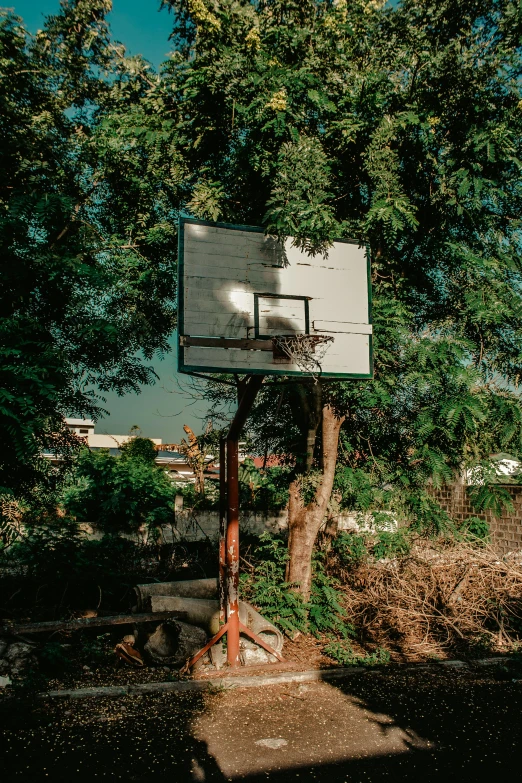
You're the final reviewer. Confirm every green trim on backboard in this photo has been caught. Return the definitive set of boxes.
[177,217,373,380]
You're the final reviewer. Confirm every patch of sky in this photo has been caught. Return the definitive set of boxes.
[11,0,175,70]
[9,1,211,442]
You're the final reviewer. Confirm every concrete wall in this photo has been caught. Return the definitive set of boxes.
[431,484,522,556]
[169,509,289,541]
[81,486,522,556]
[166,509,360,542]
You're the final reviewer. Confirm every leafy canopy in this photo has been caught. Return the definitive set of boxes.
[0,1,180,500]
[63,438,175,534]
[165,0,522,521]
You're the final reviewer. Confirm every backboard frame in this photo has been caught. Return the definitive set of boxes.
[177,217,373,380]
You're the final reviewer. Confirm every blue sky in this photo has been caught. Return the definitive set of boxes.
[8,1,208,442]
[10,0,175,68]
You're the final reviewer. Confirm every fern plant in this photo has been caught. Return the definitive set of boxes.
[240,535,308,635]
[240,534,351,638]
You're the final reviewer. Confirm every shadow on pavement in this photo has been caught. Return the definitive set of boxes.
[1,667,521,781]
[0,689,226,782]
[240,666,522,781]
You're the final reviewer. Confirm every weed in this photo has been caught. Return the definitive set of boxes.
[206,681,228,694]
[467,632,494,658]
[458,516,490,544]
[240,536,308,635]
[309,552,354,639]
[241,534,351,639]
[373,530,411,560]
[332,532,370,565]
[324,640,390,667]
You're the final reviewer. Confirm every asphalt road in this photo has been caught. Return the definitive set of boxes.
[1,666,521,781]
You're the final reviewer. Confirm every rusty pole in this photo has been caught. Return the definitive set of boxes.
[182,374,268,673]
[226,436,241,665]
[218,436,227,624]
[225,374,264,667]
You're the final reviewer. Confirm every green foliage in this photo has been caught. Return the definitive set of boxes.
[39,641,74,674]
[5,0,522,557]
[333,529,412,564]
[373,530,411,561]
[459,516,491,544]
[324,640,391,668]
[467,484,515,517]
[0,2,178,500]
[63,439,175,534]
[238,460,291,510]
[7,516,85,580]
[119,437,158,465]
[309,555,354,639]
[333,532,370,566]
[240,535,309,635]
[175,479,219,510]
[241,534,352,638]
[264,136,340,255]
[82,633,112,665]
[0,516,219,621]
[166,0,522,549]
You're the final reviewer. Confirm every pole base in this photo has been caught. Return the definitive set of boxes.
[181,621,284,674]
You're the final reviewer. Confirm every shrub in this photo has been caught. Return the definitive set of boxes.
[332,532,370,565]
[63,439,176,535]
[324,640,391,667]
[240,534,352,639]
[240,535,308,635]
[459,516,491,543]
[373,530,412,560]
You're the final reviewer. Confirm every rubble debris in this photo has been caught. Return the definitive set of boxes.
[134,578,218,611]
[143,620,207,668]
[114,637,144,668]
[337,541,522,655]
[0,639,38,679]
[149,596,284,656]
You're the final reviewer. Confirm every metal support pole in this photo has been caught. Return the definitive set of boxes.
[226,374,264,668]
[183,374,273,673]
[218,437,227,624]
[226,436,240,666]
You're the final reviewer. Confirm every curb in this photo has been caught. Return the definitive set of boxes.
[41,667,367,699]
[35,656,519,700]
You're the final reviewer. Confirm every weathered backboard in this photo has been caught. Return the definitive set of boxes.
[178,218,373,378]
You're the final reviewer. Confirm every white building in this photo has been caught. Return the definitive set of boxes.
[64,418,162,448]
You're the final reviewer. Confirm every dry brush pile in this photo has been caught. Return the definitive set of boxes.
[333,542,522,658]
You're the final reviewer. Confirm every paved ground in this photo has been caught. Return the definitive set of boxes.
[1,666,521,781]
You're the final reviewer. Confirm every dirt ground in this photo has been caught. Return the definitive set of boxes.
[2,664,522,781]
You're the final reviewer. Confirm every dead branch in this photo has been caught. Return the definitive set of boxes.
[332,541,522,656]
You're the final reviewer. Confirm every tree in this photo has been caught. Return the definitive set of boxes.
[160,0,522,597]
[63,437,175,535]
[0,1,180,502]
[161,423,211,495]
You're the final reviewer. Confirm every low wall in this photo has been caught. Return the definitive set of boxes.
[167,509,360,542]
[170,509,288,541]
[431,484,522,556]
[81,487,522,556]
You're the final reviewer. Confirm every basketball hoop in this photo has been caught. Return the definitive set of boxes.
[272,334,334,377]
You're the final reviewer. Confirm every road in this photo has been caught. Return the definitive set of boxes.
[1,666,521,781]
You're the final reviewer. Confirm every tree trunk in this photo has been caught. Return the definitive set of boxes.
[286,404,345,601]
[296,383,323,472]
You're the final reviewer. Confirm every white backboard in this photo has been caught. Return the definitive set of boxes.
[178,218,373,379]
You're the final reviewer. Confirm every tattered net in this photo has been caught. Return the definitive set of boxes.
[272,334,334,378]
